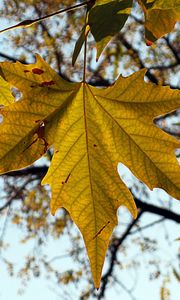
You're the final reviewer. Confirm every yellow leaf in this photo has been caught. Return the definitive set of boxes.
[0,55,180,287]
[0,76,14,106]
[151,0,180,10]
[145,9,179,41]
[138,0,180,41]
[0,55,77,172]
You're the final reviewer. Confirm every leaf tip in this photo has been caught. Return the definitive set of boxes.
[127,201,138,220]
[50,206,57,216]
[94,280,101,290]
[34,53,41,61]
[95,54,99,62]
[34,53,46,65]
[132,207,138,219]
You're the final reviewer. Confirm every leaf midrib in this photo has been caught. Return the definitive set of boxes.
[83,83,99,284]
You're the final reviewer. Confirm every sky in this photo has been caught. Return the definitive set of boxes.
[0,2,180,300]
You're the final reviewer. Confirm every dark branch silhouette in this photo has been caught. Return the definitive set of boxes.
[97,211,144,299]
[2,167,180,223]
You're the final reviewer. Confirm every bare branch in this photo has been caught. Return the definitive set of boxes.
[135,198,180,223]
[119,35,158,85]
[164,36,180,64]
[3,166,48,178]
[97,211,143,299]
[3,167,180,223]
[0,52,26,63]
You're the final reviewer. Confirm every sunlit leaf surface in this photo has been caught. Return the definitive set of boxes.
[0,55,179,287]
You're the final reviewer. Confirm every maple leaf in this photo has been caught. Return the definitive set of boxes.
[139,0,180,41]
[0,55,180,287]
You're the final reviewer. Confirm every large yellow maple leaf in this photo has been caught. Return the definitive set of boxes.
[0,55,179,287]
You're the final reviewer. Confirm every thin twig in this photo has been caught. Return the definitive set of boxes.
[113,276,137,300]
[0,1,90,34]
[0,51,26,63]
[164,36,180,63]
[97,211,143,299]
[130,217,165,234]
[0,204,12,257]
[83,11,89,83]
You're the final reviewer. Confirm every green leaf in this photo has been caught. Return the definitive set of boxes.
[72,25,90,66]
[88,0,133,59]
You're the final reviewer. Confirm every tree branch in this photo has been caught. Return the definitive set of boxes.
[119,35,180,89]
[0,52,26,63]
[0,198,13,212]
[119,35,158,84]
[4,166,48,178]
[135,198,180,223]
[3,167,180,223]
[34,4,63,75]
[164,36,180,64]
[97,211,144,299]
[97,195,180,299]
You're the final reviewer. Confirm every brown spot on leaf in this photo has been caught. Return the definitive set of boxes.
[24,70,30,73]
[92,221,110,240]
[32,68,44,75]
[22,121,48,154]
[55,150,59,153]
[62,181,65,185]
[39,80,55,87]
[65,173,71,183]
[93,144,97,147]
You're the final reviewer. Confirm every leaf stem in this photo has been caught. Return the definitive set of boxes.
[82,0,96,81]
[83,29,88,83]
[83,7,91,83]
[0,0,91,34]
